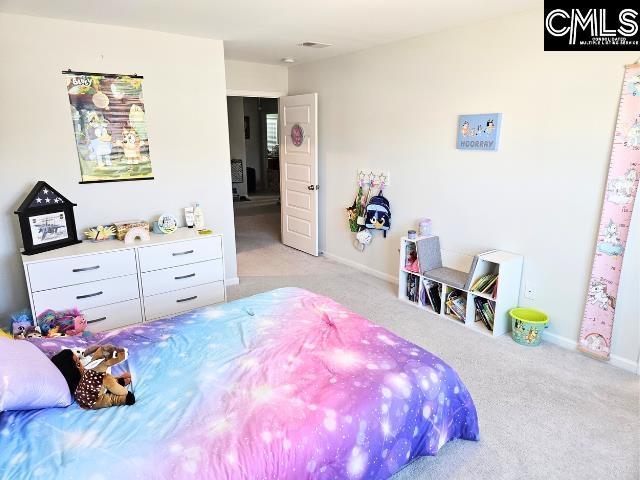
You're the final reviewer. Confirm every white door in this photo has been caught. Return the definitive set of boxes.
[279,93,319,256]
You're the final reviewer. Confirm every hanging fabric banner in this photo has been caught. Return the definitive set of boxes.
[578,64,640,360]
[64,71,153,183]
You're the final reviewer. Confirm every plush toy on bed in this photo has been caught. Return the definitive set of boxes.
[51,344,135,410]
[37,308,87,337]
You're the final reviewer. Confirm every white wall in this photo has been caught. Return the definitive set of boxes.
[0,13,238,325]
[227,97,248,197]
[225,59,288,96]
[288,8,639,368]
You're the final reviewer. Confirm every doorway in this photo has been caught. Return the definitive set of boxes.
[227,93,319,258]
[227,96,281,253]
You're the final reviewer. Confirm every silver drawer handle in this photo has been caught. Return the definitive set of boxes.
[72,265,100,273]
[172,250,194,256]
[76,291,103,299]
[175,273,196,280]
[176,295,197,303]
[88,316,107,324]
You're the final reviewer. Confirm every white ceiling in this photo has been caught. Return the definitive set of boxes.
[0,0,541,65]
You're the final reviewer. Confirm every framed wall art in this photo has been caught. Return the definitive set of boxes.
[457,113,502,151]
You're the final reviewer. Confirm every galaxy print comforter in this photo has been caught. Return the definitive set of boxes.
[0,288,478,479]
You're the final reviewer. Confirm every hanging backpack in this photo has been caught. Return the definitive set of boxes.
[365,190,391,237]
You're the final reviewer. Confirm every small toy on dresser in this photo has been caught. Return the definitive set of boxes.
[153,213,178,234]
[84,224,117,242]
[113,220,150,240]
[51,344,135,410]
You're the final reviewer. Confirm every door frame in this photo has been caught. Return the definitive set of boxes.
[226,89,321,255]
[226,89,285,99]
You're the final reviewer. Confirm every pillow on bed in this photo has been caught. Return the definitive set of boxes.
[0,337,71,411]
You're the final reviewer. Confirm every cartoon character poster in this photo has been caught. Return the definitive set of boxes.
[64,72,153,183]
[457,113,502,151]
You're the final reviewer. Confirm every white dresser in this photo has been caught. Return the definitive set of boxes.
[21,229,226,332]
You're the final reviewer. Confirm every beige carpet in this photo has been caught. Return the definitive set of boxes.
[228,209,640,480]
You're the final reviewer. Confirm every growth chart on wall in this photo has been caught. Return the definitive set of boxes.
[578,63,640,360]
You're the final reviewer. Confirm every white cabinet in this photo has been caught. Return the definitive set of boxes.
[21,229,226,332]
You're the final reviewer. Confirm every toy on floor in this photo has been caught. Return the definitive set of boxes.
[36,308,87,337]
[11,310,33,339]
[13,324,42,339]
[51,344,135,410]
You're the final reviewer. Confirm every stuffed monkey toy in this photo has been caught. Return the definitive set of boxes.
[51,344,135,410]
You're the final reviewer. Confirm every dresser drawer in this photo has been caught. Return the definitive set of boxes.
[137,236,222,272]
[32,275,139,314]
[28,249,137,292]
[141,259,224,297]
[83,299,142,332]
[144,281,225,320]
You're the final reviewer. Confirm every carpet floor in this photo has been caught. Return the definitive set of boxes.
[228,208,639,480]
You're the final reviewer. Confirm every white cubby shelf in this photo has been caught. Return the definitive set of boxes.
[398,235,523,338]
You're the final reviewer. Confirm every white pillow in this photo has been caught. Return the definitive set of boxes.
[0,338,72,411]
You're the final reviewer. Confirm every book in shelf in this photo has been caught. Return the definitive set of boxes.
[406,274,419,302]
[420,280,442,313]
[470,273,499,298]
[474,297,495,331]
[445,290,466,321]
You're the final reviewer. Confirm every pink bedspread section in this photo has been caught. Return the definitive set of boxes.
[3,287,478,479]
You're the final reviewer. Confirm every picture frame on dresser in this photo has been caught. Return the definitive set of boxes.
[14,181,82,255]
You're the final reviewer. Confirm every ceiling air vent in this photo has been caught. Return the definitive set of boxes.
[299,42,333,49]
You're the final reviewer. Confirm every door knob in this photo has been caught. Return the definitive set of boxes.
[307,185,315,190]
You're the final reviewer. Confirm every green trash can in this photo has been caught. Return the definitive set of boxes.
[510,308,548,346]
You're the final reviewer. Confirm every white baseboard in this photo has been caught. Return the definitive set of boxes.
[610,354,640,374]
[542,331,578,350]
[322,251,399,284]
[226,276,240,286]
[543,331,639,374]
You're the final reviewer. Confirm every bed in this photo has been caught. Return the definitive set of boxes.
[1,288,479,479]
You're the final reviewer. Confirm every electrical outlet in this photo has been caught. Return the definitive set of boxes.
[524,282,536,300]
